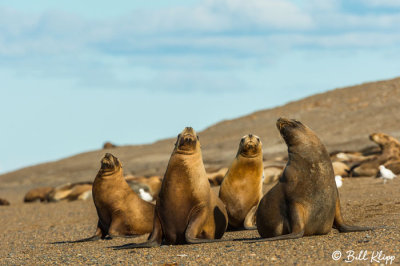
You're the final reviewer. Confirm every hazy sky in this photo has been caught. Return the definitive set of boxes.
[1,0,400,174]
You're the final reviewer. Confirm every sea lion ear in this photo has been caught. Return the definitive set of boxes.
[197,135,199,140]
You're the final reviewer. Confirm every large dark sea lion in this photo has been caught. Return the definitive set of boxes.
[116,127,228,248]
[72,153,154,242]
[219,134,264,229]
[255,118,371,241]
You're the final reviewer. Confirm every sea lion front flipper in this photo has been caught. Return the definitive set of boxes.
[243,205,257,230]
[114,210,163,249]
[184,205,228,244]
[333,196,373,232]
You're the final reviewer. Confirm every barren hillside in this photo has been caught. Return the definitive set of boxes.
[1,77,400,190]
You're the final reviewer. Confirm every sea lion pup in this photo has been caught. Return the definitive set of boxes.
[72,153,154,242]
[219,134,264,229]
[255,118,371,241]
[116,127,228,249]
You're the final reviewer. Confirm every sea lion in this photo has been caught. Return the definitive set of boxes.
[73,153,155,242]
[255,118,371,241]
[219,134,264,229]
[0,198,10,206]
[24,186,54,203]
[47,182,92,202]
[116,127,228,248]
[350,133,400,177]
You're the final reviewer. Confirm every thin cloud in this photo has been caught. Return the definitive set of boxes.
[0,1,399,93]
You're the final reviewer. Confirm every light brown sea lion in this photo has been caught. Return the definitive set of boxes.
[255,118,371,241]
[24,186,54,203]
[219,134,264,230]
[116,127,228,249]
[350,133,400,177]
[72,153,155,242]
[0,198,10,206]
[47,182,92,202]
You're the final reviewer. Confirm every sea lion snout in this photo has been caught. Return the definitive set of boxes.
[101,153,120,170]
[276,117,292,131]
[175,127,200,153]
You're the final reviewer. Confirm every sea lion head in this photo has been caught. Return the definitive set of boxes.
[276,117,323,155]
[370,133,399,147]
[238,134,262,158]
[174,127,200,155]
[100,153,122,175]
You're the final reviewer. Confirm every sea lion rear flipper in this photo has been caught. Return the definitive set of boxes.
[114,210,163,249]
[243,205,257,230]
[249,201,306,242]
[246,230,305,243]
[333,195,373,232]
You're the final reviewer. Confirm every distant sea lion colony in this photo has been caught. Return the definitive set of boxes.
[6,118,399,244]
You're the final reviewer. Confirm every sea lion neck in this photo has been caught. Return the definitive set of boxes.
[238,151,262,159]
[98,167,123,179]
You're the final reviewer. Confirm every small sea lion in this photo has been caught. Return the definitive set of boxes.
[73,153,155,242]
[0,198,10,206]
[24,186,54,203]
[350,133,400,177]
[116,127,228,249]
[219,134,264,229]
[255,118,371,241]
